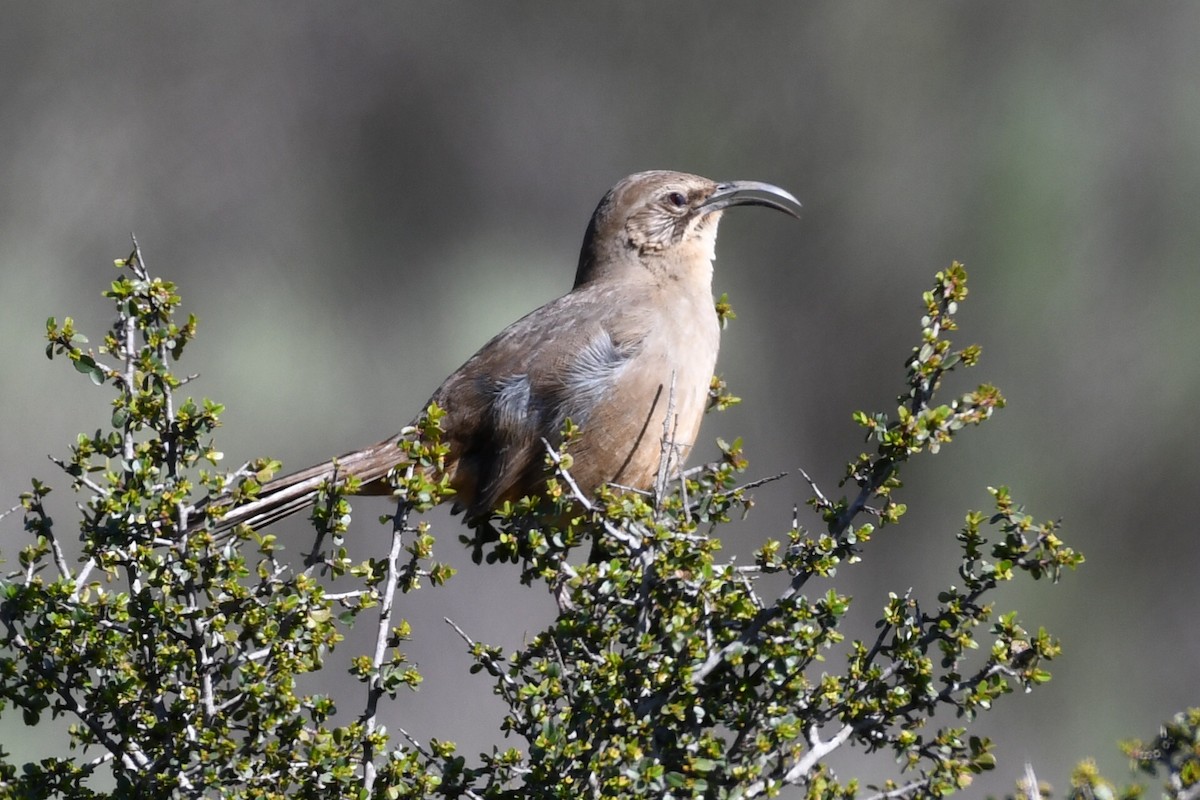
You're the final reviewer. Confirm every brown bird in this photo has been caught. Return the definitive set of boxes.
[206,170,801,535]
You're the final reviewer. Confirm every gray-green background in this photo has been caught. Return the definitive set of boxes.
[2,5,1197,795]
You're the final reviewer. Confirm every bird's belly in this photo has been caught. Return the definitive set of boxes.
[569,313,718,495]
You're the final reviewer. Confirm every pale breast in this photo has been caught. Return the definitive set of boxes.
[562,290,720,495]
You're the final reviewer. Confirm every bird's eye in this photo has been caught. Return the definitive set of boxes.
[667,191,688,208]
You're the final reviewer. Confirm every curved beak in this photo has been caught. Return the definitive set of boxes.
[698,180,803,219]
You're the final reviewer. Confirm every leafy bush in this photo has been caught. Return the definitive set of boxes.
[1,241,1188,799]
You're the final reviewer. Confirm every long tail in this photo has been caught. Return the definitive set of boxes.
[200,436,406,535]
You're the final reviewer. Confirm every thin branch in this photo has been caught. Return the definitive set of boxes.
[603,481,654,498]
[71,557,97,600]
[0,502,22,522]
[143,231,216,728]
[543,441,596,513]
[732,563,765,610]
[119,263,137,470]
[797,467,830,511]
[361,496,412,792]
[543,439,641,549]
[1022,762,1042,800]
[734,471,790,493]
[395,726,486,800]
[741,722,858,798]
[787,723,858,782]
[445,617,519,690]
[654,372,679,511]
[324,589,368,603]
[48,455,109,496]
[860,778,935,800]
[45,520,73,580]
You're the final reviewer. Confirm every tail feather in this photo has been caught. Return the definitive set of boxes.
[202,436,406,535]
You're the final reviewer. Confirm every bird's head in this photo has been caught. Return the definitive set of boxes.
[574,170,802,288]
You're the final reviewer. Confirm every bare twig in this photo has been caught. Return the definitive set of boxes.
[0,502,22,523]
[543,441,596,513]
[395,726,486,800]
[44,520,72,580]
[734,471,790,493]
[48,455,108,496]
[324,589,368,603]
[654,372,679,512]
[445,617,519,690]
[797,467,830,510]
[361,495,412,792]
[741,722,858,797]
[860,778,935,800]
[1021,762,1042,800]
[543,439,641,550]
[71,557,97,600]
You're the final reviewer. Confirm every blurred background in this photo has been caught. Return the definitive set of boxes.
[2,4,1197,795]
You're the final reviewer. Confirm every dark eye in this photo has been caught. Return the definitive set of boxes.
[667,191,688,208]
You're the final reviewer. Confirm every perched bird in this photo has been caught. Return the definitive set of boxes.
[206,170,801,534]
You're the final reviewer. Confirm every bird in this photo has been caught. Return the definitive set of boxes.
[202,170,801,536]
